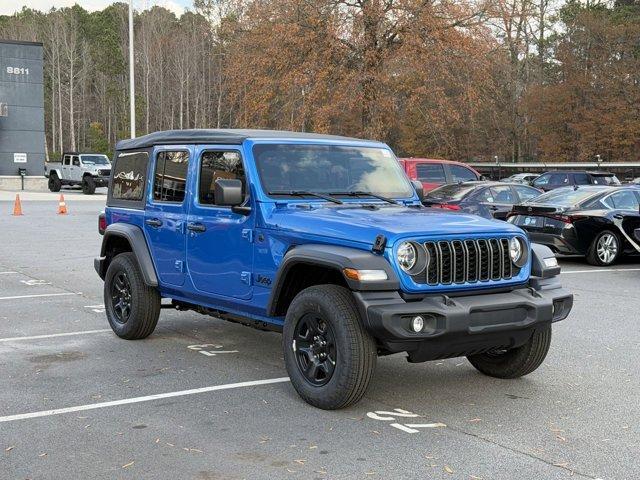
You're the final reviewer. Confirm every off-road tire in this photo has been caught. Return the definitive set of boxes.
[104,252,160,340]
[82,176,96,195]
[467,326,552,379]
[48,174,61,192]
[586,230,620,266]
[283,285,377,410]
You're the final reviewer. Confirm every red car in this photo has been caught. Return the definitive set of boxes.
[399,158,481,193]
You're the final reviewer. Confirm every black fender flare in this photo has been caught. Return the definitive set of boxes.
[97,223,158,286]
[267,244,399,316]
[530,243,561,278]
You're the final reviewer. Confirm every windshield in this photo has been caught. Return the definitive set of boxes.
[81,155,110,166]
[524,187,602,208]
[592,174,620,185]
[426,183,477,201]
[253,144,414,199]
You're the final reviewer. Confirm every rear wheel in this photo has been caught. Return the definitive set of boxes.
[104,252,160,339]
[587,230,620,266]
[82,176,96,195]
[48,174,61,192]
[283,285,377,410]
[467,326,551,378]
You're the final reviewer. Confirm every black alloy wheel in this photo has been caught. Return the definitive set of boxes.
[293,313,337,386]
[110,271,132,324]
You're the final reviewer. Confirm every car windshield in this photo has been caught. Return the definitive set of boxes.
[253,144,414,199]
[426,183,477,201]
[81,155,110,165]
[592,174,620,185]
[524,187,602,207]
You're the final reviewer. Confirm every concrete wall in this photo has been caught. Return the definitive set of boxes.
[0,40,46,178]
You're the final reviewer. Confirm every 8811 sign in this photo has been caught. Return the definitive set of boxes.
[6,66,30,75]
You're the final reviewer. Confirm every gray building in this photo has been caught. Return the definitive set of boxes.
[0,39,46,188]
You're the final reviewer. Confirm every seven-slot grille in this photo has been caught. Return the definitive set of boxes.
[414,238,518,286]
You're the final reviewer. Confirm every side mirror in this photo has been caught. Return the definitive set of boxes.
[214,178,243,207]
[411,180,424,202]
[634,228,640,242]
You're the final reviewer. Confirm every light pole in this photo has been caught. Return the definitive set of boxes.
[128,0,135,138]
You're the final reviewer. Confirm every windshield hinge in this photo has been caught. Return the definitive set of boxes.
[242,229,254,243]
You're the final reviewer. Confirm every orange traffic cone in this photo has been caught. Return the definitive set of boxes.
[12,194,23,216]
[57,194,68,215]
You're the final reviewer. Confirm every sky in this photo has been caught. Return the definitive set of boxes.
[0,0,192,17]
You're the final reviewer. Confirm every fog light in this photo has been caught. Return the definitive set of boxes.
[411,315,424,332]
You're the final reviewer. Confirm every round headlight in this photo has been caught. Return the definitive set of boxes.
[509,237,526,267]
[397,242,417,272]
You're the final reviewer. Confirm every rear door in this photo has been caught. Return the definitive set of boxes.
[71,155,82,182]
[62,154,71,180]
[144,148,190,287]
[448,164,479,183]
[605,190,640,251]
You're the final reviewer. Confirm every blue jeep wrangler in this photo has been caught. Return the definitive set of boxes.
[95,129,573,409]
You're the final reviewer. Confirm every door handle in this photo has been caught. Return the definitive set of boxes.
[489,206,499,211]
[145,218,163,228]
[187,222,206,233]
[613,214,624,220]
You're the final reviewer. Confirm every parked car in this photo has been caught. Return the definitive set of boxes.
[424,181,542,220]
[500,173,539,184]
[94,129,572,410]
[531,170,620,192]
[45,152,112,194]
[398,158,481,193]
[507,185,640,266]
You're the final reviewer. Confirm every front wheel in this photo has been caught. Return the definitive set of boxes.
[48,175,61,192]
[104,252,160,339]
[283,285,377,410]
[82,176,96,195]
[467,326,551,378]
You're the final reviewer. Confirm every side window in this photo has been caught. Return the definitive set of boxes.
[490,185,515,203]
[609,191,639,210]
[111,151,148,201]
[153,151,189,203]
[475,188,495,203]
[199,150,245,205]
[573,173,590,185]
[63,155,71,166]
[450,165,478,182]
[416,163,446,183]
[549,173,569,186]
[533,173,550,187]
[514,186,540,202]
[72,156,80,167]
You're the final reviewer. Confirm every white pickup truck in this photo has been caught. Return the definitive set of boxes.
[44,152,112,195]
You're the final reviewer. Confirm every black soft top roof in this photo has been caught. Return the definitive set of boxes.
[116,129,370,151]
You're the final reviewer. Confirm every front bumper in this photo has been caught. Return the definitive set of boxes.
[93,176,110,187]
[354,277,573,362]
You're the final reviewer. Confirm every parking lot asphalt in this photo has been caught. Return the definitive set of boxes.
[1,197,639,480]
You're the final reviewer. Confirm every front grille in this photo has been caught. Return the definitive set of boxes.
[98,169,111,176]
[414,238,518,286]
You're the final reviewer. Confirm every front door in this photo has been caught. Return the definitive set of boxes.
[62,154,72,180]
[186,147,254,299]
[71,155,82,182]
[144,149,190,287]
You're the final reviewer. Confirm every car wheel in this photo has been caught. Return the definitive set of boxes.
[467,325,551,378]
[48,175,61,192]
[104,252,160,339]
[82,176,96,195]
[283,285,377,410]
[587,230,620,266]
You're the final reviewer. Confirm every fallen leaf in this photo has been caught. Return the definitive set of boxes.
[444,465,454,474]
[39,453,47,457]
[468,418,482,423]
[5,446,14,452]
[122,461,134,468]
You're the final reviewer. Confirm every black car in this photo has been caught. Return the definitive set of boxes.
[508,186,640,266]
[424,181,542,220]
[531,170,620,192]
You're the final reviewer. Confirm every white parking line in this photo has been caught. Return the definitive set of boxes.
[0,377,291,423]
[0,329,112,343]
[0,292,78,301]
[0,271,18,275]
[563,268,640,274]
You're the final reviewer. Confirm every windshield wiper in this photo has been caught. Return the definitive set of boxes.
[268,190,343,204]
[330,191,399,205]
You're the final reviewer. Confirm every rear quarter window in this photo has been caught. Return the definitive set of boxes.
[108,151,149,207]
[449,164,478,182]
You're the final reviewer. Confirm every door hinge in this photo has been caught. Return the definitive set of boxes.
[240,271,252,285]
[242,229,254,243]
[174,260,184,272]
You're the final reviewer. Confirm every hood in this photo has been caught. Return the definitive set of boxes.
[263,203,523,247]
